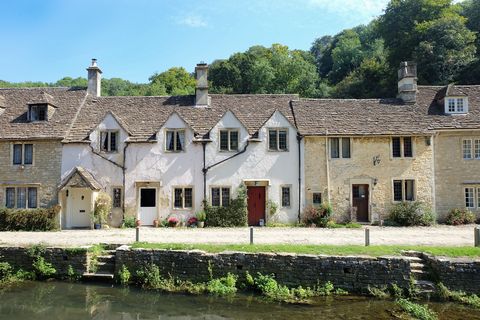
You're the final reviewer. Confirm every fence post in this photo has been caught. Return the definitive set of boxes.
[475,227,480,247]
[365,227,370,247]
[136,227,140,242]
[250,227,254,245]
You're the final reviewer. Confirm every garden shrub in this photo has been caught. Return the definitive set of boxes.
[301,203,333,227]
[0,207,59,231]
[445,208,476,225]
[122,216,136,228]
[118,265,131,285]
[32,256,56,280]
[206,273,237,295]
[388,201,435,226]
[205,185,247,227]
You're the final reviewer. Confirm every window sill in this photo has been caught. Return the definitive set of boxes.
[267,149,289,152]
[165,150,185,153]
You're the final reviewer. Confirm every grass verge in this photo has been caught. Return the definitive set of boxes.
[131,243,480,257]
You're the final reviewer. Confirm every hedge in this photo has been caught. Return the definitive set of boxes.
[205,185,248,227]
[0,206,60,231]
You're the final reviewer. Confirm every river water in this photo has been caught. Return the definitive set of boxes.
[0,281,479,319]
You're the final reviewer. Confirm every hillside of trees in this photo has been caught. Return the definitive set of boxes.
[1,0,479,99]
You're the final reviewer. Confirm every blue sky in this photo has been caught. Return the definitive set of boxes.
[0,0,390,83]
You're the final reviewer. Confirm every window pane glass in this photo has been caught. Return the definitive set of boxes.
[17,187,26,209]
[457,98,464,112]
[174,188,183,208]
[403,137,412,157]
[230,131,238,151]
[475,140,480,159]
[341,138,350,158]
[330,138,339,158]
[221,188,230,207]
[405,180,415,201]
[220,131,229,151]
[211,188,220,206]
[278,130,287,150]
[24,144,33,164]
[392,138,401,157]
[312,193,322,206]
[176,131,185,151]
[268,130,277,150]
[13,144,22,165]
[110,132,117,151]
[38,106,46,121]
[463,140,472,159]
[27,187,37,208]
[5,188,15,208]
[166,131,174,151]
[465,188,475,208]
[282,187,291,207]
[113,188,122,208]
[184,188,193,208]
[448,99,455,112]
[30,106,38,121]
[140,189,156,207]
[100,132,108,151]
[393,180,403,201]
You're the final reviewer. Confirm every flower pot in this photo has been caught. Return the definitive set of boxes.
[94,223,101,230]
[135,219,141,227]
[153,219,159,228]
[197,221,205,228]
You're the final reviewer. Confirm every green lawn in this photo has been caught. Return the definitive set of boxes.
[131,242,480,258]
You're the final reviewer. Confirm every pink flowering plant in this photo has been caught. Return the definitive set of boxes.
[187,217,198,227]
[167,216,179,227]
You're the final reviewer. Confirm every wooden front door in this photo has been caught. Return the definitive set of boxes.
[352,184,369,222]
[247,186,266,226]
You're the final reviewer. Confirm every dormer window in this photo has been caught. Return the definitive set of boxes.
[445,98,468,114]
[28,104,48,121]
[100,131,118,153]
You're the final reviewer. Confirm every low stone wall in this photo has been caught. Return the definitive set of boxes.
[0,246,88,276]
[425,254,480,294]
[115,247,411,293]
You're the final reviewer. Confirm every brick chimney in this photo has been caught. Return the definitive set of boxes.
[195,62,209,107]
[87,59,102,97]
[397,61,417,104]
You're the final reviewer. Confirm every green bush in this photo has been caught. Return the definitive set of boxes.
[206,273,238,296]
[118,265,131,285]
[301,203,333,227]
[388,202,435,226]
[0,207,59,231]
[205,185,247,227]
[122,216,136,228]
[32,256,56,280]
[396,298,437,320]
[445,208,476,225]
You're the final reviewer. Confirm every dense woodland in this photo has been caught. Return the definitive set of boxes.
[1,0,479,99]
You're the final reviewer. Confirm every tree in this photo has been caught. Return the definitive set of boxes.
[148,67,196,95]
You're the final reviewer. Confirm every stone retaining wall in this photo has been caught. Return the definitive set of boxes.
[0,247,88,276]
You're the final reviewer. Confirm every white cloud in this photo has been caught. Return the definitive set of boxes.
[176,14,208,28]
[308,0,389,21]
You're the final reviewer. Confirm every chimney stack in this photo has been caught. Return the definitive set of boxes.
[397,61,417,104]
[195,62,209,107]
[87,59,102,97]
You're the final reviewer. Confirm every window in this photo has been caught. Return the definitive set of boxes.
[445,98,468,114]
[475,140,480,159]
[5,187,37,208]
[392,137,413,158]
[268,129,288,151]
[100,131,118,152]
[219,130,239,151]
[393,179,415,202]
[211,187,230,207]
[281,186,291,207]
[465,187,475,208]
[312,192,322,207]
[166,129,185,152]
[113,188,122,208]
[173,187,193,209]
[330,138,351,158]
[463,139,473,159]
[12,144,33,165]
[29,105,47,121]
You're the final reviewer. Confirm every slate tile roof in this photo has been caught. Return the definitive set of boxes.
[0,87,87,140]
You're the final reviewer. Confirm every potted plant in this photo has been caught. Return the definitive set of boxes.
[153,219,159,227]
[187,216,198,227]
[196,210,206,228]
[167,216,179,227]
[92,192,112,230]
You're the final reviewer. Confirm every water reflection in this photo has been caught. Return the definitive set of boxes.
[0,281,479,320]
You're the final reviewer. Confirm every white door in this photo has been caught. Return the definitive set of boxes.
[68,188,91,228]
[139,188,157,226]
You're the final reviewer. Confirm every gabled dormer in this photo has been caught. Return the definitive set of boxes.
[27,92,56,122]
[89,111,131,155]
[444,84,469,115]
[0,95,5,116]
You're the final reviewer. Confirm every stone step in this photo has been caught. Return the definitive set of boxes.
[97,255,115,262]
[402,250,423,258]
[410,262,426,270]
[403,256,423,263]
[82,272,114,282]
[414,280,436,293]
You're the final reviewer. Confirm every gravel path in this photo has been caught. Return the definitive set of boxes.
[0,225,477,247]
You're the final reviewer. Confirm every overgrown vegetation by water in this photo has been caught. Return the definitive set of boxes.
[131,243,480,257]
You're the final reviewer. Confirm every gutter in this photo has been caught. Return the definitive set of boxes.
[325,129,331,203]
[297,133,303,223]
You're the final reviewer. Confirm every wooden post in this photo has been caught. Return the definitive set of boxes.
[136,227,140,242]
[365,227,370,247]
[475,227,480,247]
[250,227,254,245]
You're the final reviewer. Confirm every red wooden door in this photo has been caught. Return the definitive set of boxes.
[352,184,369,222]
[247,186,266,226]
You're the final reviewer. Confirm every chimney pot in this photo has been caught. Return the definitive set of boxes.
[397,61,417,104]
[195,62,209,107]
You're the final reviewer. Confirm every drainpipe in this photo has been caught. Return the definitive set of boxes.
[325,130,331,203]
[297,133,303,223]
[202,141,207,202]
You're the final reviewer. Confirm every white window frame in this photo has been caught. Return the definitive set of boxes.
[329,137,351,159]
[391,137,414,158]
[165,129,186,153]
[267,128,288,152]
[99,130,119,153]
[445,97,468,114]
[210,186,231,207]
[465,187,475,209]
[463,139,473,160]
[11,143,34,166]
[173,186,193,210]
[392,179,416,202]
[219,129,239,152]
[280,185,292,208]
[4,186,38,209]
